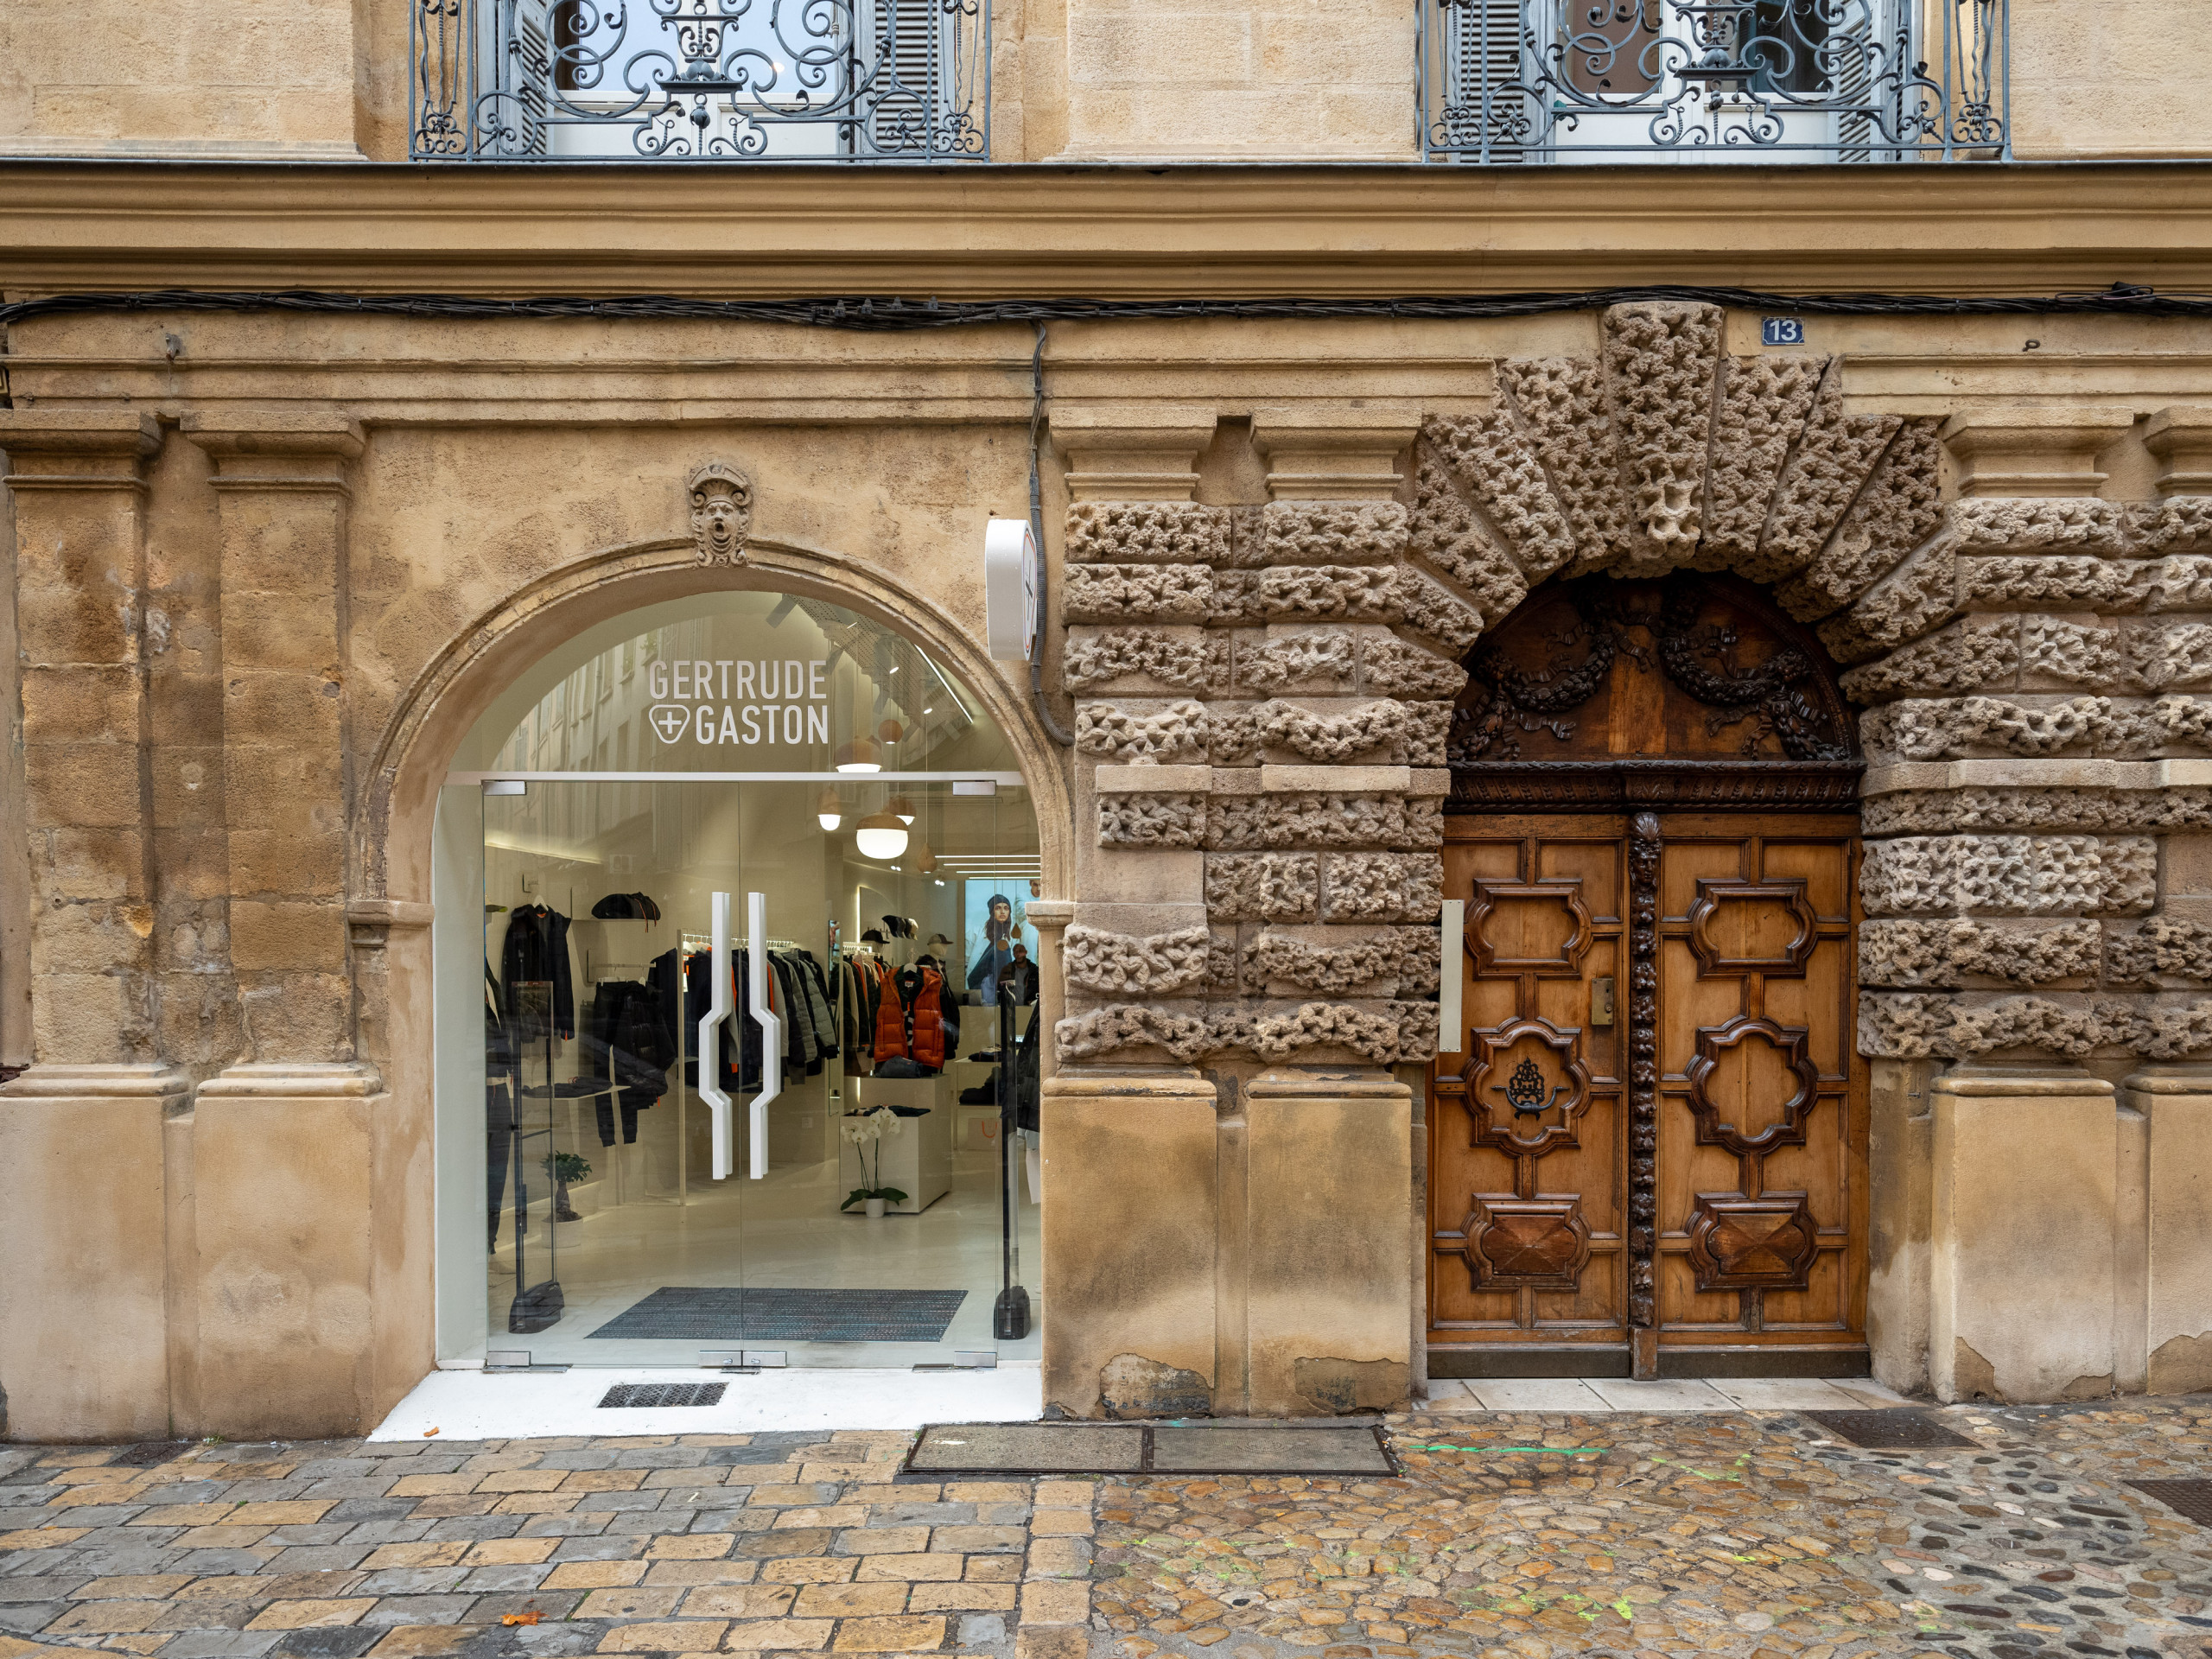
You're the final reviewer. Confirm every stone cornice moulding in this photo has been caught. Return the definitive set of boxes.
[0,409,160,493]
[0,1063,192,1099]
[1251,404,1421,501]
[2145,406,2212,497]
[346,899,435,931]
[1939,404,2140,498]
[1050,404,1218,502]
[1931,1064,2117,1098]
[182,410,365,493]
[6,164,2212,296]
[197,1060,385,1098]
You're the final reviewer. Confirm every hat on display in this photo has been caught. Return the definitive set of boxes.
[860,928,887,944]
[925,933,954,951]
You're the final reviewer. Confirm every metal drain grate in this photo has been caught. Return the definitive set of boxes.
[107,1441,193,1468]
[1805,1409,1980,1450]
[2129,1479,2212,1527]
[597,1382,728,1409]
[907,1421,1397,1477]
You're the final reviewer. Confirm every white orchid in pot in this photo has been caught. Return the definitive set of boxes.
[840,1106,907,1218]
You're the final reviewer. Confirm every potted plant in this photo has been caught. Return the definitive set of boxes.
[548,1151,592,1223]
[840,1106,907,1218]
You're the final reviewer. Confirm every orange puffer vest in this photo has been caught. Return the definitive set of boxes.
[874,963,949,1070]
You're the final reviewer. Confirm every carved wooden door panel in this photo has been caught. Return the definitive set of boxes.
[1432,573,1869,1377]
[1656,815,1866,1366]
[1430,816,1630,1363]
[1432,811,1867,1377]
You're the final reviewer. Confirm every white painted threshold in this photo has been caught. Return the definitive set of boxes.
[370,1363,1046,1441]
[445,771,1027,785]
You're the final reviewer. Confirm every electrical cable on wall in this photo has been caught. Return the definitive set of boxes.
[1023,321,1074,749]
[2,282,2209,334]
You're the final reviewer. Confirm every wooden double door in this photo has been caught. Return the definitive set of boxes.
[1428,810,1868,1377]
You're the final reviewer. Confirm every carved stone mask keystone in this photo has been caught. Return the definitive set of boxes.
[688,461,753,565]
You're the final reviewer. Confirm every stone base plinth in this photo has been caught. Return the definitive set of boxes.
[1930,1065,2117,1404]
[1041,1069,1218,1419]
[190,1062,390,1440]
[1243,1068,1413,1415]
[0,1065,190,1441]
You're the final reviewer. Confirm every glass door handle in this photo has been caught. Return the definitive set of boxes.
[746,891,781,1181]
[699,891,735,1179]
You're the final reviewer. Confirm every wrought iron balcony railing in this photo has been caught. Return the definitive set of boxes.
[1420,0,2007,162]
[411,0,988,160]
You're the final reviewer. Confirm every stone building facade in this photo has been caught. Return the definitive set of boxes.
[2,0,2211,1442]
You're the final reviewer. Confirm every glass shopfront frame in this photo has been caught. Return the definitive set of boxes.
[430,591,1044,1371]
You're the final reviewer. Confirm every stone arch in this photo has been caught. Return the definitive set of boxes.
[359,532,1078,918]
[1407,302,1943,658]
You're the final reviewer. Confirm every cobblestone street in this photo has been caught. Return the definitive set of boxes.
[3,1398,2209,1659]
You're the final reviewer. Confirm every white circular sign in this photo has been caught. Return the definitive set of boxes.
[983,518,1040,663]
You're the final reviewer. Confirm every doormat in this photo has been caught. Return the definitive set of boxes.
[1803,1409,1980,1450]
[907,1422,1398,1477]
[588,1287,967,1343]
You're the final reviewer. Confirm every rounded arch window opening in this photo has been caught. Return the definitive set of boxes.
[431,589,1044,1373]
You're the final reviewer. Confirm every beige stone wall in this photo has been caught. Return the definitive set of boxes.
[9,307,2212,1433]
[0,0,365,160]
[2006,0,2212,161]
[3,0,2206,162]
[1054,0,1414,161]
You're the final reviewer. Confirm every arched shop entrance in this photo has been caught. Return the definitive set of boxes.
[429,590,1045,1370]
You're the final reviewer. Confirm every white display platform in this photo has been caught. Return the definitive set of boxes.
[841,1077,952,1214]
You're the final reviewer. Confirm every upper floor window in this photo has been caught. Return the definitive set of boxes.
[1420,0,2009,163]
[411,0,987,160]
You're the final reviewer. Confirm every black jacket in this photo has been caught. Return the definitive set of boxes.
[583,979,677,1097]
[501,906,574,1040]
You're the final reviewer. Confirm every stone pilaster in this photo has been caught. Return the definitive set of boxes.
[184,411,365,1064]
[0,410,162,1064]
[1024,898,1075,1079]
[176,416,414,1439]
[1048,397,1453,1415]
[0,414,185,1440]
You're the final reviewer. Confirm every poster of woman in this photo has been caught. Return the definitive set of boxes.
[963,885,1039,1003]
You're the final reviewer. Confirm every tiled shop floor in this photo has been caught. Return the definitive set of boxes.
[3,1398,2209,1659]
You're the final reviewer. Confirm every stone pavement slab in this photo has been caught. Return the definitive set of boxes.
[5,1397,2212,1659]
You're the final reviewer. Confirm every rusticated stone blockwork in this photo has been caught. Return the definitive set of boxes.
[1058,302,2212,1074]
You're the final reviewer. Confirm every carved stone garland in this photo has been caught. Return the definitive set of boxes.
[1625,810,1662,1377]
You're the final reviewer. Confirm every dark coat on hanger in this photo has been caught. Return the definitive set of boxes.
[501,905,574,1039]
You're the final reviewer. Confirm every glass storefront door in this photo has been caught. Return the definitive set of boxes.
[435,592,1042,1371]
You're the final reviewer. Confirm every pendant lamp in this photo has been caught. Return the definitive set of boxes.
[887,794,917,824]
[855,810,909,861]
[834,736,881,773]
[816,786,842,832]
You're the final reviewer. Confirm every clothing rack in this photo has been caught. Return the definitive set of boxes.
[679,933,812,955]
